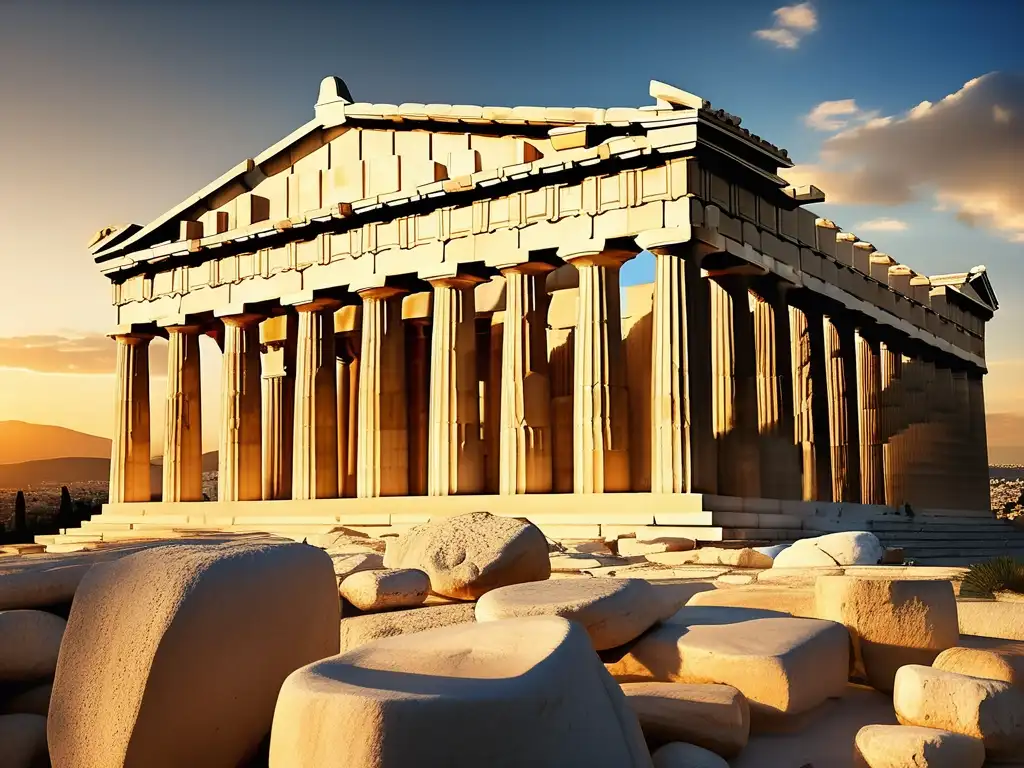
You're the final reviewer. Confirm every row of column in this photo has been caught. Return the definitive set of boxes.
[108,244,991,508]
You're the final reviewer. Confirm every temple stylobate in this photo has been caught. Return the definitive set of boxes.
[73,77,998,546]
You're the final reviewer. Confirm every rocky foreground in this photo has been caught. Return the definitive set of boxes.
[1,513,1023,767]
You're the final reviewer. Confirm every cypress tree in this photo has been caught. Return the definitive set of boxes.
[14,490,27,533]
[59,486,73,527]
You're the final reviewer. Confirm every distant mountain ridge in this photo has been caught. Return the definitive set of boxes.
[0,421,111,464]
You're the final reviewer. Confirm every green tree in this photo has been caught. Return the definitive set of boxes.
[14,490,27,533]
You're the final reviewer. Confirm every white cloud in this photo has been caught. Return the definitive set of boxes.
[782,72,1024,243]
[755,3,818,49]
[805,99,879,131]
[854,218,909,232]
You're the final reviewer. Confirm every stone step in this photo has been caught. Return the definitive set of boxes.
[876,532,1024,542]
[869,520,1011,530]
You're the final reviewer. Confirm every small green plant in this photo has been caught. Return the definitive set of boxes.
[961,556,1024,598]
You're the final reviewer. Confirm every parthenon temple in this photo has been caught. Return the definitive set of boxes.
[63,77,998,546]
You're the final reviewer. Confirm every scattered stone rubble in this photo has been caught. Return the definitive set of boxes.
[1,512,1023,767]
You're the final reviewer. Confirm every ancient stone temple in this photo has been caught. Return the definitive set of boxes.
[62,77,998,546]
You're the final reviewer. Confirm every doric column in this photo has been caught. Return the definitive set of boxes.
[561,245,634,493]
[790,305,832,501]
[428,276,485,496]
[162,324,204,502]
[967,371,991,512]
[823,314,861,503]
[336,333,359,498]
[406,320,430,496]
[357,287,408,497]
[642,235,716,494]
[260,317,296,501]
[218,314,263,502]
[753,284,800,500]
[498,263,555,494]
[880,341,905,507]
[931,364,957,508]
[292,299,341,500]
[950,369,971,511]
[856,330,885,505]
[710,275,761,498]
[108,333,152,504]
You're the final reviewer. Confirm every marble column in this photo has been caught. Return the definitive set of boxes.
[967,371,991,512]
[753,285,800,499]
[499,263,554,494]
[406,320,430,496]
[336,333,359,498]
[163,324,204,502]
[261,339,294,501]
[790,306,832,501]
[880,342,905,508]
[710,275,761,498]
[649,245,716,494]
[823,314,861,503]
[357,287,408,497]
[428,276,485,496]
[950,369,971,511]
[566,252,633,493]
[931,364,957,509]
[292,299,340,501]
[109,333,152,504]
[856,330,885,505]
[218,314,263,502]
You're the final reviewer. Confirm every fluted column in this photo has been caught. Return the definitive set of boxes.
[406,321,430,496]
[790,305,832,501]
[218,314,263,501]
[950,369,971,511]
[499,263,555,494]
[967,371,991,512]
[163,324,203,502]
[260,319,295,501]
[753,285,800,499]
[880,342,904,507]
[823,314,861,503]
[336,333,359,498]
[292,299,340,500]
[710,276,760,498]
[428,276,485,496]
[856,331,884,505]
[565,251,633,493]
[357,287,408,497]
[648,246,716,493]
[109,333,152,504]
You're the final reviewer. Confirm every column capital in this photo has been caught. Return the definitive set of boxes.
[292,297,344,313]
[161,323,205,334]
[557,238,638,268]
[357,285,408,301]
[427,275,487,290]
[634,227,693,256]
[108,330,154,344]
[498,261,557,278]
[218,313,264,328]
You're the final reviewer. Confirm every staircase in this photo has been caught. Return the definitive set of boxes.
[867,517,1024,566]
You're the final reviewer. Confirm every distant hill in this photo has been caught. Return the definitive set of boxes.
[986,412,1024,467]
[0,421,110,464]
[0,451,218,489]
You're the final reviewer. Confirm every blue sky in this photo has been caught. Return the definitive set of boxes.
[0,0,1021,437]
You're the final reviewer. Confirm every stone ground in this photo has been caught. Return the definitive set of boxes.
[3,522,1024,767]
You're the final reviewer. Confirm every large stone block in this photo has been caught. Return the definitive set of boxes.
[893,664,1024,761]
[383,511,550,599]
[269,617,653,767]
[48,538,340,768]
[476,578,675,650]
[772,531,883,568]
[621,682,749,757]
[607,606,849,717]
[815,577,959,692]
[339,568,429,611]
[686,585,816,618]
[339,603,477,653]
[933,644,1024,688]
[0,610,65,683]
[854,724,984,768]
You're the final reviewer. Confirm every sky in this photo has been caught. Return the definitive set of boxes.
[0,0,1021,449]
